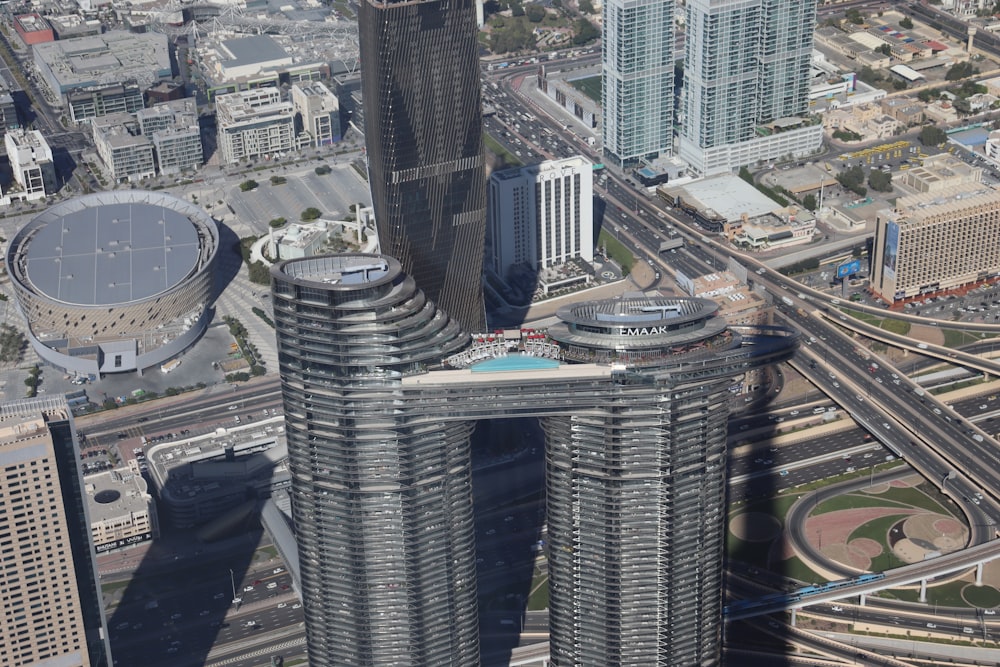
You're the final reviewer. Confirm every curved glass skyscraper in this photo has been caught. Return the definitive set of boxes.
[272,254,797,666]
[271,255,479,666]
[358,0,487,333]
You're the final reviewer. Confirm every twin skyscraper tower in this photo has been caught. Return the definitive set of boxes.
[272,0,799,665]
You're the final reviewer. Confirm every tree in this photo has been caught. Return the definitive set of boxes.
[856,66,882,87]
[876,44,892,57]
[239,179,258,192]
[248,261,271,284]
[846,8,865,25]
[270,175,287,185]
[836,165,867,196]
[510,0,524,17]
[833,129,862,142]
[572,18,599,45]
[579,0,594,13]
[868,169,893,192]
[803,194,817,211]
[946,61,975,81]
[917,88,939,103]
[918,125,947,146]
[301,207,322,221]
[899,16,913,29]
[269,217,286,228]
[525,3,546,22]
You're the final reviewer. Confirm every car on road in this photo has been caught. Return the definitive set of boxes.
[831,606,842,612]
[244,586,254,592]
[293,603,302,609]
[277,603,287,609]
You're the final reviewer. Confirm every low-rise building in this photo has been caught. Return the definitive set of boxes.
[880,96,924,126]
[686,270,772,327]
[67,83,144,123]
[824,103,901,141]
[33,31,171,105]
[138,99,203,174]
[92,112,155,183]
[13,13,54,45]
[5,128,56,201]
[924,99,959,123]
[216,88,295,165]
[0,86,19,136]
[86,468,159,554]
[897,153,982,194]
[290,81,340,147]
[47,14,102,40]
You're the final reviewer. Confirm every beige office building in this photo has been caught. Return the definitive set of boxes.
[87,468,159,553]
[871,184,1000,302]
[0,397,111,667]
[216,88,295,165]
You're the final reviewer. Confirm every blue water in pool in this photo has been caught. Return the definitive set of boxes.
[470,355,560,372]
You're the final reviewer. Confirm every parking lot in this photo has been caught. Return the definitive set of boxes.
[227,164,371,233]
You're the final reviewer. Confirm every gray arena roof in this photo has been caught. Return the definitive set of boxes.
[23,201,202,306]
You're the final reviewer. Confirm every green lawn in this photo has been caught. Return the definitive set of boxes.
[725,534,775,567]
[942,328,997,348]
[847,514,911,572]
[597,229,634,275]
[880,579,972,607]
[101,580,130,596]
[963,584,1000,608]
[780,555,824,584]
[569,75,602,103]
[527,574,550,610]
[811,493,914,515]
[484,134,522,168]
[872,484,951,515]
[841,308,911,336]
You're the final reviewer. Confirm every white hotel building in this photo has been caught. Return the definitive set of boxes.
[487,156,594,280]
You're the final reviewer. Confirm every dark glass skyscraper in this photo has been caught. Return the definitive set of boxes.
[358,0,488,333]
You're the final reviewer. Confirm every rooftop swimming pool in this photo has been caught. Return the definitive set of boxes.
[470,355,561,373]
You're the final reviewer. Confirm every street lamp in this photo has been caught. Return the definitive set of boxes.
[230,569,242,609]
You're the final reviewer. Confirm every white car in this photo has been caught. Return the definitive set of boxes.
[277,603,287,609]
[831,606,843,612]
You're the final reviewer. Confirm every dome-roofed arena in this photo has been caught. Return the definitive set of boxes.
[5,191,219,375]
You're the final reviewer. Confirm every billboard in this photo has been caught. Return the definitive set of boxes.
[882,221,899,281]
[836,259,861,279]
[95,532,152,554]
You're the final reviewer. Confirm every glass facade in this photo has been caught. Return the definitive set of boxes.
[271,255,479,667]
[358,0,488,333]
[602,0,675,168]
[679,0,818,173]
[273,258,798,666]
